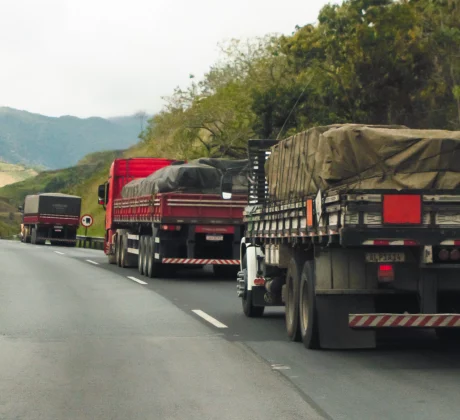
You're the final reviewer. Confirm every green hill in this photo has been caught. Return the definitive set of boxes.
[0,107,142,169]
[0,149,125,238]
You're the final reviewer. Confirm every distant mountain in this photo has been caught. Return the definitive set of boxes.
[0,107,144,169]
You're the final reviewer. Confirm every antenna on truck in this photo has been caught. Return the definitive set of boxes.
[276,74,314,140]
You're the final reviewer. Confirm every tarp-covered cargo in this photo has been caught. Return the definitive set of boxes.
[189,158,248,193]
[24,193,82,216]
[266,124,460,200]
[121,159,248,198]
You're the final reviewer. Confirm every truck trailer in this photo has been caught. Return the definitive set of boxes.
[20,193,81,246]
[223,124,460,349]
[98,157,247,277]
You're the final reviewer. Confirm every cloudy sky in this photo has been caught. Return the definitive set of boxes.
[0,0,333,118]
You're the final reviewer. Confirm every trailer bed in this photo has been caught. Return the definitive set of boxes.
[113,193,247,225]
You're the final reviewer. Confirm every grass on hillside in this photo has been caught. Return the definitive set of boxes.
[0,161,38,188]
[0,150,125,238]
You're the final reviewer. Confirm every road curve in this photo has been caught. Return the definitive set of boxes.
[0,240,322,420]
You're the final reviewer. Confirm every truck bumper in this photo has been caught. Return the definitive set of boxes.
[162,258,239,265]
[349,313,460,328]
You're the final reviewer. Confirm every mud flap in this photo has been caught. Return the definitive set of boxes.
[316,295,376,349]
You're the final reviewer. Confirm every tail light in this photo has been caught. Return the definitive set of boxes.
[378,264,394,282]
[451,249,460,261]
[161,225,181,231]
[254,277,265,286]
[439,249,450,261]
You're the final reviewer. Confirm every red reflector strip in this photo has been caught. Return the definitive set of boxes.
[253,278,265,286]
[374,240,389,246]
[455,240,460,246]
[195,225,235,234]
[383,195,421,224]
[161,225,181,231]
[379,264,392,271]
[349,314,460,328]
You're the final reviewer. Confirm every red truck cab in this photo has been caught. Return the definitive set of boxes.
[98,158,175,262]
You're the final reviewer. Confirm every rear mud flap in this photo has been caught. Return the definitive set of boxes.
[316,295,376,349]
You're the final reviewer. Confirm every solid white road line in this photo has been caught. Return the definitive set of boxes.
[86,260,99,265]
[54,251,65,255]
[191,309,228,329]
[127,276,147,285]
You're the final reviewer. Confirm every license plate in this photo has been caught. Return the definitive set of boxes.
[365,253,405,263]
[206,234,224,241]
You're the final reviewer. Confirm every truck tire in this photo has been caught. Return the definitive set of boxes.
[146,237,162,278]
[138,236,145,275]
[241,255,265,318]
[213,265,239,279]
[285,254,302,342]
[31,228,37,245]
[120,234,128,268]
[142,236,149,276]
[299,260,320,349]
[116,234,122,267]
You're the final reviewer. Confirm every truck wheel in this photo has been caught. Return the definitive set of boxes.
[241,255,265,318]
[31,228,37,245]
[146,237,162,278]
[116,234,122,267]
[138,236,145,275]
[285,254,302,342]
[120,234,128,268]
[213,265,239,279]
[299,260,320,349]
[142,236,149,276]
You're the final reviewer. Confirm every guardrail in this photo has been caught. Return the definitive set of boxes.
[76,235,105,251]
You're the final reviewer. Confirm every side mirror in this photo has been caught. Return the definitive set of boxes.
[97,184,106,205]
[18,205,23,213]
[220,172,233,200]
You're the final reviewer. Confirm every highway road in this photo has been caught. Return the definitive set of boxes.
[1,240,460,419]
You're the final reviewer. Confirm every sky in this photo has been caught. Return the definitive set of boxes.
[0,0,333,119]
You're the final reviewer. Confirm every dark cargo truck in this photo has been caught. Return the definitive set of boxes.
[223,124,460,350]
[20,193,82,246]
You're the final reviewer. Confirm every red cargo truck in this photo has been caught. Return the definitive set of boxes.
[98,157,247,277]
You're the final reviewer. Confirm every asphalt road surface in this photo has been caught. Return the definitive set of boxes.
[2,240,460,419]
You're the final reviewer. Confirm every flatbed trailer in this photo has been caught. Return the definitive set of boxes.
[112,192,246,276]
[226,138,460,349]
